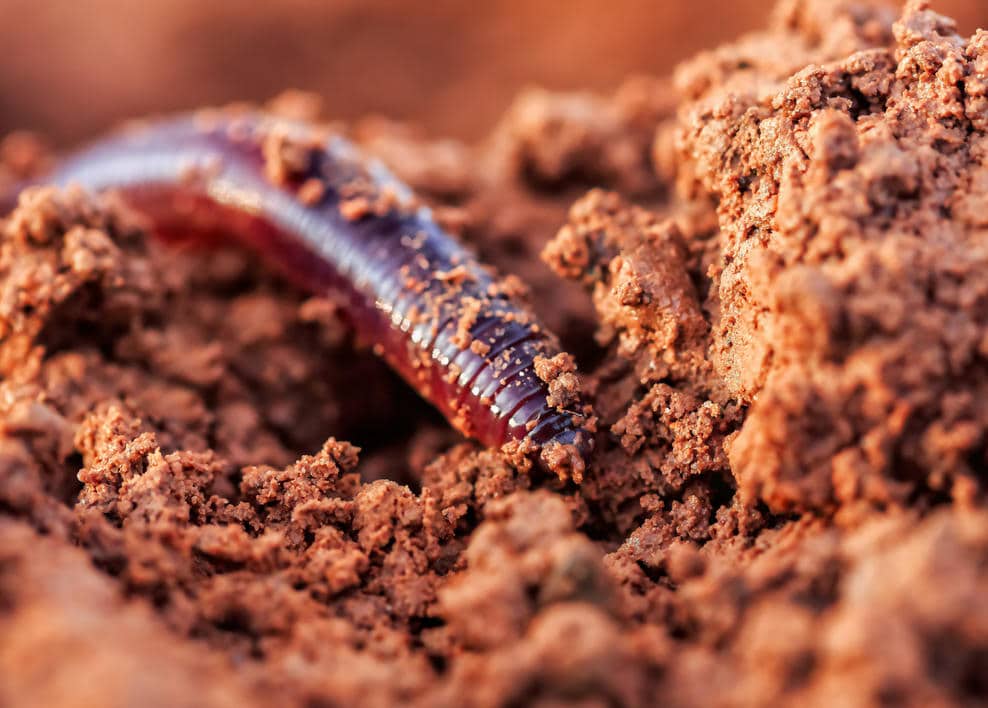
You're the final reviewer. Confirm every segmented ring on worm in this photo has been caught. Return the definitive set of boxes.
[18,112,593,478]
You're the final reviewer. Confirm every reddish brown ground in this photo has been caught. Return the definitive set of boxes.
[1,1,987,707]
[1,0,985,144]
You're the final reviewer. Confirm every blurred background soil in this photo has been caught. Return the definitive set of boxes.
[2,0,984,146]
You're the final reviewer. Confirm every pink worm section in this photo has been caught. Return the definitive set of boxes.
[25,114,591,469]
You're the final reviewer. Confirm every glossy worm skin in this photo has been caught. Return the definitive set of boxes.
[21,113,592,474]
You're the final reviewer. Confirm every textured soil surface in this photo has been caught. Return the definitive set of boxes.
[2,1,988,706]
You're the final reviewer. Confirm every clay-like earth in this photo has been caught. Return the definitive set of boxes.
[1,1,988,706]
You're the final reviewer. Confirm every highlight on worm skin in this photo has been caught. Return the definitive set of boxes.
[10,109,594,479]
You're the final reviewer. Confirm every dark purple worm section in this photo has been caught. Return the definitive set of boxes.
[34,113,591,472]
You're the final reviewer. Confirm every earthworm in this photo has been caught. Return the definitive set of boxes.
[13,112,592,477]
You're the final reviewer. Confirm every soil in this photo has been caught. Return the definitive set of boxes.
[1,1,988,707]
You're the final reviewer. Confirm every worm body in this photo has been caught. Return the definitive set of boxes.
[26,113,591,476]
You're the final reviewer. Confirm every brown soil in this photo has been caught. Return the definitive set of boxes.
[1,0,984,145]
[1,1,988,707]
